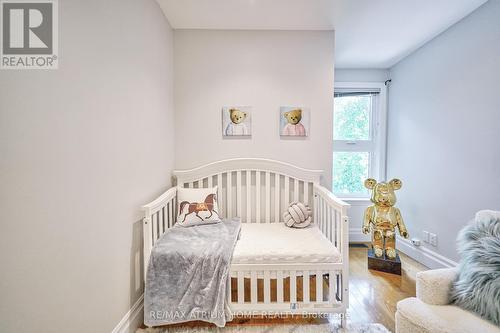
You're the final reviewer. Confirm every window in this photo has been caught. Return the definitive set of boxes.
[333,83,387,198]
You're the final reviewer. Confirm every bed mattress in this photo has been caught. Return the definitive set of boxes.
[232,223,341,265]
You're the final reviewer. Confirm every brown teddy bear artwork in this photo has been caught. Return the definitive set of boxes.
[222,107,251,136]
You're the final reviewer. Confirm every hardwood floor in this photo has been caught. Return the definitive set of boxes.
[141,245,428,332]
[346,245,427,331]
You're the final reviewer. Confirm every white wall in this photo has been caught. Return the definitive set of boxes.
[335,69,389,82]
[0,1,174,332]
[174,30,335,187]
[388,0,500,262]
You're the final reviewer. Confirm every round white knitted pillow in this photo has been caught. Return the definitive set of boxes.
[283,202,312,228]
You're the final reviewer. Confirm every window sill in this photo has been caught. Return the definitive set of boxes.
[338,197,372,206]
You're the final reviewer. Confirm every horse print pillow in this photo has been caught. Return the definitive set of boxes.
[176,186,221,227]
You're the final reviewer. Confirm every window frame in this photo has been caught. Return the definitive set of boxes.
[333,81,388,199]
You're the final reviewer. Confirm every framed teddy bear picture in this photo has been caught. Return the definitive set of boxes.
[222,106,252,137]
[280,106,310,137]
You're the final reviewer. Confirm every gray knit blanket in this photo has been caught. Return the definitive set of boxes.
[144,218,241,327]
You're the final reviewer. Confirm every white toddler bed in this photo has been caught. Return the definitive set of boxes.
[142,158,350,326]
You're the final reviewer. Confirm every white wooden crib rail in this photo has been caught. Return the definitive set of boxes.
[313,184,350,250]
[142,186,177,276]
[313,184,350,314]
[173,158,323,223]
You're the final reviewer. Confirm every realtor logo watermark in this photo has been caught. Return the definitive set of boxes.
[1,0,58,69]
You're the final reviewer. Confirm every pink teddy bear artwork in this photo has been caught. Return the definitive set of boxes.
[281,108,307,137]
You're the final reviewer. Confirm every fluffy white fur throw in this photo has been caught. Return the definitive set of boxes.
[449,210,500,326]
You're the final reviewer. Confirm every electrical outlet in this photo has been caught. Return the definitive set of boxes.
[429,233,437,246]
[423,231,430,243]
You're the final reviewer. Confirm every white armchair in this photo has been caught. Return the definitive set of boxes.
[396,268,500,333]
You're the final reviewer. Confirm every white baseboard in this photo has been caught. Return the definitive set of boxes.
[396,236,458,269]
[111,294,144,333]
[349,228,370,242]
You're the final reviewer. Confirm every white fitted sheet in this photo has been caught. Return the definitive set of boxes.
[232,223,341,265]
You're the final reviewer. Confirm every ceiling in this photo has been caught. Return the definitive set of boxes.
[157,0,487,68]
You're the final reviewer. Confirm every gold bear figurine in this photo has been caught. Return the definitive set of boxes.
[362,178,409,259]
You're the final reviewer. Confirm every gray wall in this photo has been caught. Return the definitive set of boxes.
[0,0,174,332]
[174,30,335,187]
[387,0,500,261]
